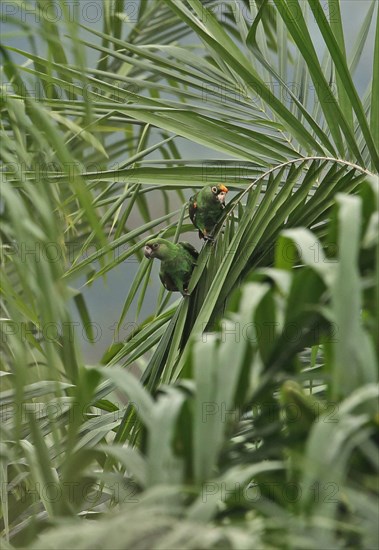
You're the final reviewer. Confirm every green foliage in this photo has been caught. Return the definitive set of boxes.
[1,1,378,548]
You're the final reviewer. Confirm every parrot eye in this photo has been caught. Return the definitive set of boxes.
[152,243,159,249]
[211,186,217,194]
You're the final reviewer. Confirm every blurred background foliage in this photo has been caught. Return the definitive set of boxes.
[1,0,378,548]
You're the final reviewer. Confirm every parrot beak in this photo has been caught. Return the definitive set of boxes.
[220,185,228,193]
[144,245,153,259]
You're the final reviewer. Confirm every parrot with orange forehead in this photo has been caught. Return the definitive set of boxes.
[188,184,229,240]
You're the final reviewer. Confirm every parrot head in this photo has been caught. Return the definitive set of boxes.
[144,238,171,260]
[210,184,228,204]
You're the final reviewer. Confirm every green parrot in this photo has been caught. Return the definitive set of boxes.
[143,238,199,296]
[188,184,229,240]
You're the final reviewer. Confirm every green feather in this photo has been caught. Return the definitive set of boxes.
[143,238,198,296]
[189,184,228,239]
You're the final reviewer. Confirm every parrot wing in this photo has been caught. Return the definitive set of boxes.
[159,271,178,292]
[189,194,206,239]
[179,242,199,261]
[188,194,198,227]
